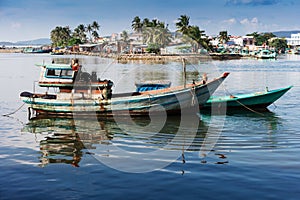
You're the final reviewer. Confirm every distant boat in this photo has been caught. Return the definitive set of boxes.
[202,86,292,111]
[20,60,229,117]
[255,49,277,59]
[23,47,52,53]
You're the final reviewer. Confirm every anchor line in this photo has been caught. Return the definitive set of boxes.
[220,83,265,116]
[2,102,26,117]
[234,99,265,116]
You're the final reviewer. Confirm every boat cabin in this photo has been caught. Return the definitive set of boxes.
[38,63,76,88]
[35,61,114,99]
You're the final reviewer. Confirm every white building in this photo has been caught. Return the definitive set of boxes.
[229,36,243,46]
[286,33,300,46]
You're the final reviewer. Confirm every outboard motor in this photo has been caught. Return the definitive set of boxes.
[91,71,97,82]
[78,72,91,82]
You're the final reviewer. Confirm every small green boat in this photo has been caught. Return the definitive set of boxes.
[203,86,292,110]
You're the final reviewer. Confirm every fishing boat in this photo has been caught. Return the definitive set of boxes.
[23,47,52,54]
[203,86,292,111]
[20,59,229,117]
[255,49,277,59]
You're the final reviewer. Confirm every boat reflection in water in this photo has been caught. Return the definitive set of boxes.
[22,117,113,167]
[22,114,220,169]
[22,110,281,171]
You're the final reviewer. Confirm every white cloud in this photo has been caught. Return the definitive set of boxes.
[239,17,259,26]
[237,17,262,34]
[251,17,258,24]
[240,18,250,25]
[223,18,237,25]
[11,22,21,29]
[226,0,280,6]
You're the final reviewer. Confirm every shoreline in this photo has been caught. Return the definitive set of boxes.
[67,52,245,62]
[0,48,254,62]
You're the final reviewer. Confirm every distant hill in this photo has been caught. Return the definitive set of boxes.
[16,38,51,45]
[272,30,300,38]
[0,41,15,46]
[0,38,51,46]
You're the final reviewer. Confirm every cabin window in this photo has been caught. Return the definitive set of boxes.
[46,69,60,77]
[61,69,73,78]
[45,69,73,79]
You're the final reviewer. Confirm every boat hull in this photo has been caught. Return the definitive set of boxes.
[203,86,292,111]
[21,73,229,117]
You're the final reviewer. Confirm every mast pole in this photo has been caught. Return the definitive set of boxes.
[182,58,186,88]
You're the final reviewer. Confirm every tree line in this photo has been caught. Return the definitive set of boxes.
[246,32,287,52]
[49,15,287,53]
[50,21,100,47]
[131,15,287,53]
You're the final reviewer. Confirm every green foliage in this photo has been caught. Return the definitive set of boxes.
[219,31,229,44]
[247,32,276,46]
[68,38,82,46]
[132,16,143,33]
[146,43,161,54]
[176,15,190,35]
[50,21,100,47]
[269,38,288,52]
[132,16,172,48]
[121,30,129,42]
[176,15,211,52]
[50,26,72,47]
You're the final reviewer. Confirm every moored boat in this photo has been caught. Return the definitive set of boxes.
[203,86,292,111]
[23,47,52,54]
[255,49,277,59]
[20,59,229,117]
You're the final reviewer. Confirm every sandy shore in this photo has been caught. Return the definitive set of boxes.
[0,48,23,53]
[116,53,219,62]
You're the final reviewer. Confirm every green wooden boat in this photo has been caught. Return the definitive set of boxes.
[203,86,292,110]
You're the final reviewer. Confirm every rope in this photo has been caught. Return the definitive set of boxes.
[190,87,196,106]
[2,102,26,117]
[219,83,265,116]
[2,114,25,126]
[234,99,265,116]
[178,55,266,116]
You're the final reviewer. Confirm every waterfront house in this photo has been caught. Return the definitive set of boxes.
[286,33,300,47]
[79,44,102,53]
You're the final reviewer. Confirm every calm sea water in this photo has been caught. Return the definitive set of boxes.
[0,53,299,200]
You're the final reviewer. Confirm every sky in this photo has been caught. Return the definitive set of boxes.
[0,0,300,42]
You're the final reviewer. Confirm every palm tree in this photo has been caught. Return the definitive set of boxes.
[86,24,93,42]
[142,18,151,27]
[91,21,100,41]
[142,25,172,48]
[91,21,100,32]
[142,26,154,44]
[120,30,130,53]
[151,19,158,27]
[92,31,99,41]
[176,15,191,35]
[176,15,212,52]
[73,24,87,43]
[219,31,229,44]
[132,16,143,33]
[50,26,72,47]
[154,26,172,48]
[121,30,129,42]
